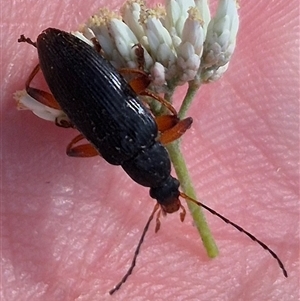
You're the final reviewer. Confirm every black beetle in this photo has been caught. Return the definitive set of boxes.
[36,28,185,213]
[18,28,287,294]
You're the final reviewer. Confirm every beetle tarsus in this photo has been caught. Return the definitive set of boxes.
[66,134,99,157]
[18,34,37,47]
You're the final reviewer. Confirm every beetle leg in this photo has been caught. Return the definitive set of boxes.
[91,37,101,53]
[140,89,178,116]
[119,68,151,94]
[67,134,99,157]
[158,117,193,145]
[24,64,73,128]
[18,34,37,47]
[179,203,186,222]
[25,64,62,110]
[119,68,178,116]
[155,208,162,233]
[133,43,145,70]
[155,115,179,132]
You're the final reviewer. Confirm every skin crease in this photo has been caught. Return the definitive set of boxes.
[1,0,299,300]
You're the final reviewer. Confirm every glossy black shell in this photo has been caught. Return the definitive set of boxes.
[37,28,157,166]
[36,28,181,210]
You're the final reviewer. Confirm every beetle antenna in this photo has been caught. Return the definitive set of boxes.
[180,192,288,278]
[109,203,160,295]
[18,35,37,47]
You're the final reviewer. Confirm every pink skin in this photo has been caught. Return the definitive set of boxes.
[2,0,299,300]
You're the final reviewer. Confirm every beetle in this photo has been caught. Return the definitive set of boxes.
[18,28,287,294]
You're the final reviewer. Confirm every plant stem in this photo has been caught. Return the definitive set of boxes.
[178,79,202,119]
[158,78,218,257]
[166,141,219,258]
[167,78,218,257]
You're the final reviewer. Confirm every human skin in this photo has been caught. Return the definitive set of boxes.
[1,0,299,300]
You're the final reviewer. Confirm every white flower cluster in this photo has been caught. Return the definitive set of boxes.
[201,0,240,81]
[15,0,239,123]
[83,0,239,86]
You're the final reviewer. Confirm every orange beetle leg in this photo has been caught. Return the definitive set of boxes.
[26,64,61,110]
[158,117,193,145]
[140,89,178,116]
[66,134,99,157]
[119,68,151,94]
[155,115,179,132]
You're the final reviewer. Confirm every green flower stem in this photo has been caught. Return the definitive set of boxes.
[152,78,218,257]
[178,79,201,119]
[166,140,219,258]
[161,78,219,258]
[164,81,176,103]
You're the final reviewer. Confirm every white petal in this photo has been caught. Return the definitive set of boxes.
[195,0,211,37]
[165,0,197,36]
[146,17,173,48]
[71,31,95,47]
[151,62,166,86]
[156,43,177,66]
[14,90,68,123]
[180,7,204,56]
[202,62,230,82]
[110,19,139,60]
[121,0,146,40]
